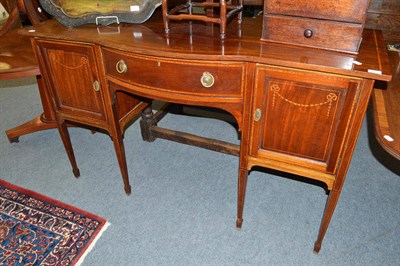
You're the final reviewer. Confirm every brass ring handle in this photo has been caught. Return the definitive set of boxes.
[93,80,100,92]
[200,72,215,88]
[116,59,128,73]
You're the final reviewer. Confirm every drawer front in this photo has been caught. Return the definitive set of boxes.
[261,15,363,53]
[103,48,244,98]
[264,0,369,23]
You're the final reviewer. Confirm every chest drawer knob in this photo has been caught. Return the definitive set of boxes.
[200,72,215,88]
[116,59,128,73]
[304,29,313,38]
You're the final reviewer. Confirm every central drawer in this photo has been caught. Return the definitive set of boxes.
[102,48,244,98]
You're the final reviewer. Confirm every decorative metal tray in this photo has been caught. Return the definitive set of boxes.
[39,0,161,27]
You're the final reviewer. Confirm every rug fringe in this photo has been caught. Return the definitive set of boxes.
[75,221,111,266]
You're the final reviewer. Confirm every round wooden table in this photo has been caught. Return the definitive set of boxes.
[1,28,57,142]
[372,51,400,160]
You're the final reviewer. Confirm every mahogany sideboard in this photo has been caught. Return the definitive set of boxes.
[18,13,391,253]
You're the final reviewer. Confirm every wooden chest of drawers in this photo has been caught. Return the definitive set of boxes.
[261,0,371,53]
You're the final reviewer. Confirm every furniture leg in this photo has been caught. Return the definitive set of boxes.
[313,79,375,253]
[109,91,132,195]
[111,132,131,195]
[161,0,169,33]
[236,63,253,229]
[6,75,57,142]
[313,188,341,253]
[236,167,248,228]
[237,0,243,23]
[188,0,193,14]
[140,104,157,142]
[6,114,57,143]
[56,119,80,178]
[220,0,227,39]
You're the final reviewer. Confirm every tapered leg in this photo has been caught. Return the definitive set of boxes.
[312,80,375,253]
[108,91,132,195]
[56,119,80,178]
[110,130,131,195]
[236,167,248,228]
[313,188,341,253]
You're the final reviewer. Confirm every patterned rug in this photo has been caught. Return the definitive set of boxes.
[0,180,109,265]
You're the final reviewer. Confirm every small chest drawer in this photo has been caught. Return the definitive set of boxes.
[264,0,369,23]
[102,48,244,97]
[261,15,363,53]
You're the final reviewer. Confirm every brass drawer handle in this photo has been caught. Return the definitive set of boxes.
[93,80,100,92]
[304,29,313,38]
[116,59,128,73]
[200,72,215,88]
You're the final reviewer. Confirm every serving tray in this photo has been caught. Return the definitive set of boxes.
[39,0,161,26]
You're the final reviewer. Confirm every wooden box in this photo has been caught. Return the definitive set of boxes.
[261,0,371,53]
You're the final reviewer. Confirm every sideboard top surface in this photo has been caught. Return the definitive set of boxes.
[20,11,392,82]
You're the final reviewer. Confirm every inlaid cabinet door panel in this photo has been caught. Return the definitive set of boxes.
[250,66,362,173]
[36,40,106,123]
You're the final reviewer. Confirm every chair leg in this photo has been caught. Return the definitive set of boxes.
[220,0,227,39]
[237,0,243,24]
[162,0,170,33]
[188,0,193,15]
[56,119,80,178]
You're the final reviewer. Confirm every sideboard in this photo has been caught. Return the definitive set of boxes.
[18,12,391,252]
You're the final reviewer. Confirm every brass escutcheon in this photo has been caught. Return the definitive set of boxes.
[93,80,100,92]
[254,108,262,121]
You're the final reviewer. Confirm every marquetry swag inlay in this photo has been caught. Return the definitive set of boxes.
[49,53,89,70]
[270,84,338,117]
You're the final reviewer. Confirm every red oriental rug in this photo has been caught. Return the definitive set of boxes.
[0,179,109,265]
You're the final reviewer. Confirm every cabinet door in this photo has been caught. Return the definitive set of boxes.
[36,40,107,124]
[250,66,362,174]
